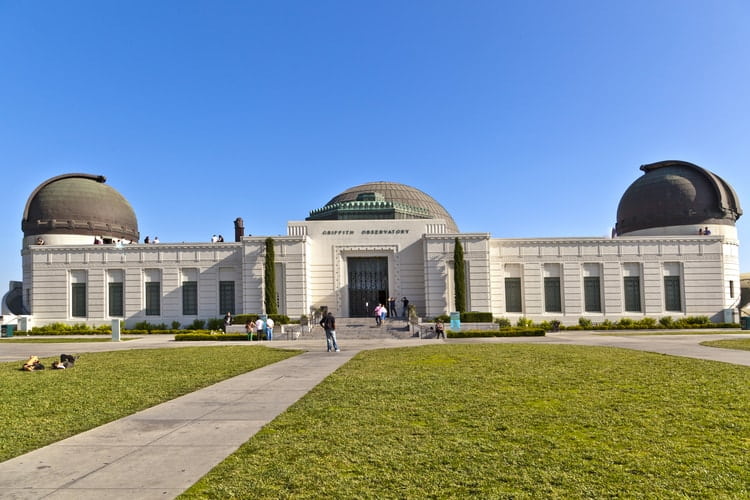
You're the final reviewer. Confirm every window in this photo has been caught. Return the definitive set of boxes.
[584,276,601,312]
[730,280,735,299]
[664,276,681,311]
[183,281,198,315]
[71,283,87,317]
[624,276,641,312]
[505,278,522,312]
[219,281,235,315]
[109,282,124,317]
[544,277,562,312]
[145,282,161,316]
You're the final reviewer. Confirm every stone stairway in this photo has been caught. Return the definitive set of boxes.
[290,317,418,340]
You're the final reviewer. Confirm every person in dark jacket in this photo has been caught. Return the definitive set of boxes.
[319,312,340,352]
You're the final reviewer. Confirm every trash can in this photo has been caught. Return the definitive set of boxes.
[741,317,750,330]
[4,325,14,337]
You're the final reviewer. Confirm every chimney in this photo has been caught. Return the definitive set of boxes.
[234,217,244,242]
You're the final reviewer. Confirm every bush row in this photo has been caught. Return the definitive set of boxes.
[448,328,545,338]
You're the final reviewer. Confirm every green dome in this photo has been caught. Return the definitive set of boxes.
[307,181,458,232]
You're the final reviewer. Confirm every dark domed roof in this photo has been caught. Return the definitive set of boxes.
[616,161,742,235]
[22,173,139,241]
[307,181,458,232]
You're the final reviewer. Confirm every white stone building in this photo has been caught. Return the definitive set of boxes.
[2,160,743,329]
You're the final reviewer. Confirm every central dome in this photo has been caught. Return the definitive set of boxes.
[307,181,459,232]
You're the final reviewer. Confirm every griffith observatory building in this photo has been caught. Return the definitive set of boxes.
[1,160,744,330]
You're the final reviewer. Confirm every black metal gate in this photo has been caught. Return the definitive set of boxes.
[348,257,388,317]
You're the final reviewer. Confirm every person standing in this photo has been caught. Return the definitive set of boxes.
[380,304,387,324]
[435,319,445,339]
[255,317,264,340]
[223,312,232,333]
[266,316,275,341]
[388,297,397,317]
[401,297,409,318]
[319,311,340,352]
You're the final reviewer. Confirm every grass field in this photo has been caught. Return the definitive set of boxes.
[0,346,299,461]
[181,344,750,499]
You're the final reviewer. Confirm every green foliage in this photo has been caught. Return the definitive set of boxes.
[578,317,593,329]
[264,237,278,315]
[233,314,290,325]
[171,320,181,330]
[449,328,545,338]
[659,316,674,328]
[453,237,466,313]
[495,317,512,328]
[460,311,493,322]
[516,316,533,328]
[0,346,299,462]
[206,318,224,331]
[175,333,250,341]
[186,319,206,330]
[133,321,168,331]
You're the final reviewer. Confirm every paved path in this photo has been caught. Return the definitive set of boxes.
[1,332,749,499]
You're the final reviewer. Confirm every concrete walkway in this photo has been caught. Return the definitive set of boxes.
[1,332,750,499]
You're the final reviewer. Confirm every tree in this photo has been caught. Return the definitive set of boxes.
[264,237,278,314]
[453,237,466,313]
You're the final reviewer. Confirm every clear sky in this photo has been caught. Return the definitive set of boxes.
[1,1,748,291]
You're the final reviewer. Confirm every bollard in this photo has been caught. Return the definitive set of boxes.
[112,319,121,341]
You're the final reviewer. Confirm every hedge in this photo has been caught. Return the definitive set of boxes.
[448,328,545,338]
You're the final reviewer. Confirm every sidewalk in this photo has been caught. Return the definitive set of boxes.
[0,348,357,500]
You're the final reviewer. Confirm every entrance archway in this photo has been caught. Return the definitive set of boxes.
[347,257,388,317]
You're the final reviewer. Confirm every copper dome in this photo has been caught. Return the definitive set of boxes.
[616,161,741,236]
[22,173,139,241]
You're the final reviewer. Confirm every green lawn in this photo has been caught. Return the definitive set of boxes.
[0,337,140,343]
[182,344,750,499]
[701,338,750,351]
[0,346,299,461]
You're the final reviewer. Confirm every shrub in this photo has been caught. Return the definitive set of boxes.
[206,318,224,331]
[659,316,674,328]
[495,317,511,328]
[448,328,545,338]
[516,317,533,328]
[578,317,593,329]
[187,319,206,330]
[636,317,658,329]
[171,320,181,330]
[461,311,493,322]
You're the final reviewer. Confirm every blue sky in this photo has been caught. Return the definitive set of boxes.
[1,0,748,290]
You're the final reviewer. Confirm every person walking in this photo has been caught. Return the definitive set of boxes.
[374,304,383,326]
[319,311,340,352]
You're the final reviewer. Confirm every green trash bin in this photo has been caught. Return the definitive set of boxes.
[742,317,750,330]
[5,325,14,337]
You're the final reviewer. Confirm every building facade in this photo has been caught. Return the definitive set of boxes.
[2,161,743,329]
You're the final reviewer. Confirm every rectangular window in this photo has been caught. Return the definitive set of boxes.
[71,283,87,317]
[544,277,562,312]
[584,276,601,312]
[730,280,735,299]
[108,282,124,317]
[664,276,682,311]
[219,281,235,315]
[183,281,198,315]
[504,278,522,312]
[145,282,161,316]
[624,276,641,312]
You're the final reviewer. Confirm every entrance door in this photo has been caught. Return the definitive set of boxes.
[348,257,388,317]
